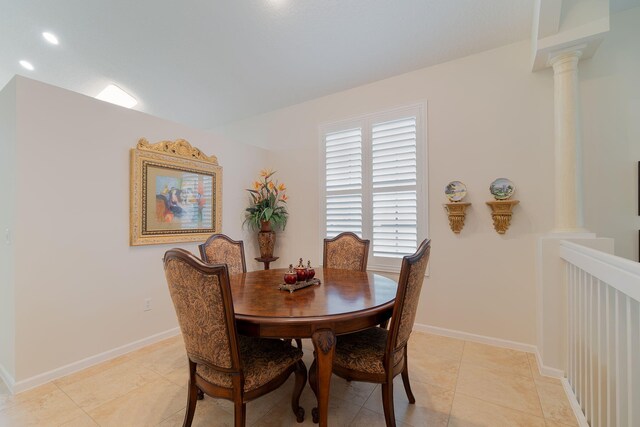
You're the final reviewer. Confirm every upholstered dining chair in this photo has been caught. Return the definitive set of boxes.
[199,233,246,275]
[163,249,307,427]
[199,233,303,349]
[323,232,370,271]
[311,239,431,427]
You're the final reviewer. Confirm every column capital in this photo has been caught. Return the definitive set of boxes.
[547,44,587,71]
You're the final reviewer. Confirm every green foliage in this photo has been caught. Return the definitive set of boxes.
[243,170,289,231]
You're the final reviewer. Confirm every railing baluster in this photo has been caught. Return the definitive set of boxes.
[635,301,640,427]
[607,282,616,427]
[588,275,596,425]
[571,265,580,394]
[575,264,579,393]
[627,296,632,427]
[597,278,603,427]
[584,272,593,423]
[583,269,588,412]
[577,267,583,406]
[607,285,612,427]
[571,266,580,391]
[558,241,640,427]
[568,264,574,389]
[615,290,621,426]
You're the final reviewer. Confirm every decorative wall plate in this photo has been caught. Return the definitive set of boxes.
[490,178,515,200]
[445,181,467,202]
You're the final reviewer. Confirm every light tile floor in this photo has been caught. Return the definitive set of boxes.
[0,332,578,426]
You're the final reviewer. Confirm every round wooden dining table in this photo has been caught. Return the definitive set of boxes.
[229,267,398,426]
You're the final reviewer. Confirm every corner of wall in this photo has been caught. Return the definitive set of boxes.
[0,76,17,384]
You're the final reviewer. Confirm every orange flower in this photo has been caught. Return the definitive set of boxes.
[245,169,288,231]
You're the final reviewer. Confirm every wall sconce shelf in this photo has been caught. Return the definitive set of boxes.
[443,202,471,234]
[486,200,519,234]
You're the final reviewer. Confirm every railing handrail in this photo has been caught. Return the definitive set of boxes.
[559,240,640,302]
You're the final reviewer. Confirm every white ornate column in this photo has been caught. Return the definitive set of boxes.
[532,1,610,377]
[550,50,586,233]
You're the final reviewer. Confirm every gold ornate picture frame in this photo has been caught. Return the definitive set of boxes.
[130,138,222,246]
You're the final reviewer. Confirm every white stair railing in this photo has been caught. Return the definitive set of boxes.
[560,241,640,427]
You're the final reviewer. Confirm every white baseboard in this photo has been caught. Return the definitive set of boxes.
[533,348,565,379]
[414,323,565,380]
[0,362,15,391]
[9,327,180,394]
[561,378,589,427]
[414,323,538,354]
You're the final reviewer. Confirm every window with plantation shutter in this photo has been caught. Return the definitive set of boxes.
[372,117,418,258]
[321,104,427,272]
[324,128,363,238]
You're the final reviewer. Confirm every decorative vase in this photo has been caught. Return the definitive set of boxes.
[284,265,298,284]
[295,258,308,281]
[257,222,276,258]
[306,261,315,280]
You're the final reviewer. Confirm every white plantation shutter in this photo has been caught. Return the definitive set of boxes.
[372,191,417,258]
[372,117,418,257]
[321,104,426,271]
[325,128,363,238]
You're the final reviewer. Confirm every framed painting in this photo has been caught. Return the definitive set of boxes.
[130,138,222,246]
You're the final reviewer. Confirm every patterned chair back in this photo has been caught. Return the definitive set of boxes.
[387,239,431,357]
[323,232,370,271]
[164,248,240,372]
[199,234,247,276]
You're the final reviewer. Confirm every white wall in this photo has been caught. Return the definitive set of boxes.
[0,78,17,383]
[9,76,266,386]
[581,7,640,261]
[217,40,556,345]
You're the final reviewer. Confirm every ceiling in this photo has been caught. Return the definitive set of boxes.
[0,0,603,129]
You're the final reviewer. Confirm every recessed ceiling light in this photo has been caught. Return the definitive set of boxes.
[95,84,138,109]
[19,60,34,71]
[42,32,59,45]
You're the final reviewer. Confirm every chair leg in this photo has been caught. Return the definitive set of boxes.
[196,388,204,400]
[308,357,319,423]
[291,360,307,423]
[381,382,396,427]
[182,380,198,427]
[401,348,415,404]
[233,401,246,427]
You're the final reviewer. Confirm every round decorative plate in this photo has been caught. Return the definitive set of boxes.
[445,181,467,202]
[490,178,515,200]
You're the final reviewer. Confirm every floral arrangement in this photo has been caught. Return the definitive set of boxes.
[244,169,288,231]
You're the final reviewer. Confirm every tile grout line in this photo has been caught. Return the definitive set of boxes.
[528,351,551,425]
[52,381,101,427]
[158,406,187,426]
[528,357,579,427]
[446,340,466,427]
[453,390,548,423]
[153,361,189,425]
[459,360,538,383]
[455,343,548,421]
